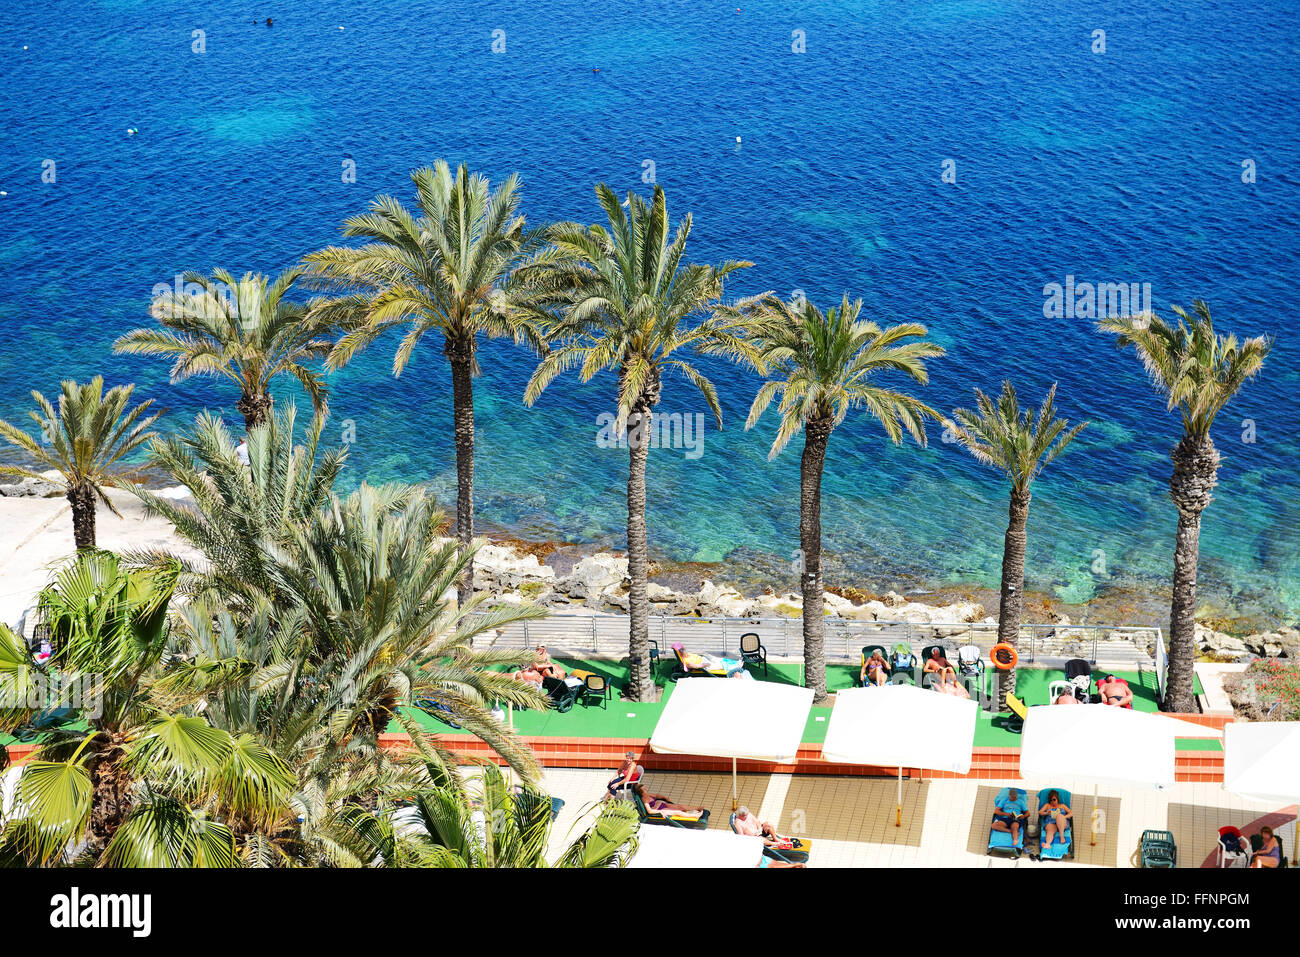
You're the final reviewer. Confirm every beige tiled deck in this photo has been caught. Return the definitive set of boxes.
[538,766,1298,868]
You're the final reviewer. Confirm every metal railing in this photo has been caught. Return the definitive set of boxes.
[481,611,1161,670]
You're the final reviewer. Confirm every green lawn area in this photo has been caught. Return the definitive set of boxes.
[395,656,1217,752]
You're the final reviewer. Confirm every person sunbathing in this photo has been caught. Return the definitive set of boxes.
[861,649,889,687]
[1038,790,1072,849]
[1251,826,1282,868]
[514,667,544,688]
[1097,674,1133,708]
[733,805,797,849]
[632,783,705,818]
[532,645,566,680]
[991,788,1028,844]
[1054,690,1081,704]
[676,644,743,676]
[924,648,956,683]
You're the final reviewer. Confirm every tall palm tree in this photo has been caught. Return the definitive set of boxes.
[304,161,540,608]
[730,293,942,703]
[944,382,1087,706]
[519,185,752,701]
[114,267,332,433]
[0,551,292,866]
[1100,301,1271,712]
[0,377,159,549]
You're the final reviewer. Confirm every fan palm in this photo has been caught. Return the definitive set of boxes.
[0,377,159,549]
[729,293,943,702]
[519,184,752,701]
[304,161,541,608]
[1099,301,1271,711]
[0,551,291,865]
[944,382,1087,706]
[113,267,333,432]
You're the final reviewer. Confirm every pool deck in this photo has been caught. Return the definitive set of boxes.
[538,766,1296,868]
[378,658,1227,784]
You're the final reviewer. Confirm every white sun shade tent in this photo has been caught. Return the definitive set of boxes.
[626,822,766,868]
[649,678,814,810]
[1020,703,1222,845]
[1223,721,1300,861]
[822,684,978,826]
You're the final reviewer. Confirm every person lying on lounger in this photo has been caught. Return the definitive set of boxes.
[1097,674,1133,708]
[924,649,956,682]
[678,646,744,676]
[514,667,544,688]
[990,788,1028,843]
[632,783,706,818]
[1054,690,1081,704]
[861,649,890,686]
[733,806,799,849]
[1038,790,1072,849]
[532,645,566,680]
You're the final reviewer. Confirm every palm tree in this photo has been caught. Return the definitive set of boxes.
[303,161,540,608]
[133,407,552,780]
[0,551,292,865]
[0,377,159,549]
[944,382,1087,706]
[730,293,943,703]
[377,762,640,867]
[1100,301,1271,712]
[519,185,752,701]
[113,267,333,432]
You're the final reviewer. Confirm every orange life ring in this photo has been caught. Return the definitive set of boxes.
[991,643,1018,670]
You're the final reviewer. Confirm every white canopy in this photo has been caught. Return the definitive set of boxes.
[626,824,765,868]
[1019,704,1200,788]
[1223,722,1300,806]
[821,685,977,773]
[650,679,814,763]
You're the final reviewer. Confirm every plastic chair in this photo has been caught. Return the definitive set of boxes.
[578,672,611,709]
[1139,829,1177,868]
[739,632,767,677]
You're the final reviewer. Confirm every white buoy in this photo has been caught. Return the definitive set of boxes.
[735,135,742,144]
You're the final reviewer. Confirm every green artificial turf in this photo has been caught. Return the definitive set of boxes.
[394,656,1218,751]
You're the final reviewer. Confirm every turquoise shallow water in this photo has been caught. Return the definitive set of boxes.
[0,0,1297,622]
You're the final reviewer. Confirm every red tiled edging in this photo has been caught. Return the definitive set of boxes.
[377,729,1230,783]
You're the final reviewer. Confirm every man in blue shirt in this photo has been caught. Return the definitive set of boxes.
[991,787,1028,844]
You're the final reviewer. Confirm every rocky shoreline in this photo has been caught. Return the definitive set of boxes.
[3,472,1294,662]
[474,536,1299,662]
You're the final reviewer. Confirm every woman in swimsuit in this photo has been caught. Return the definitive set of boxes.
[1250,826,1282,868]
[861,649,889,687]
[1038,790,1072,849]
[632,783,704,817]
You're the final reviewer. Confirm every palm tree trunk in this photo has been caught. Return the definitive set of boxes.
[800,418,832,704]
[626,409,654,701]
[236,391,272,433]
[86,734,132,858]
[996,487,1031,708]
[1166,433,1219,713]
[67,481,97,549]
[447,340,476,610]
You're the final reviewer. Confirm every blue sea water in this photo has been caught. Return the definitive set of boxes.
[1,0,1297,622]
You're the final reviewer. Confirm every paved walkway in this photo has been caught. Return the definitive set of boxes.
[538,767,1296,868]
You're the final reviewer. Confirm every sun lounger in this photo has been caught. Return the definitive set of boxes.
[987,786,1029,859]
[1035,788,1074,861]
[632,789,710,829]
